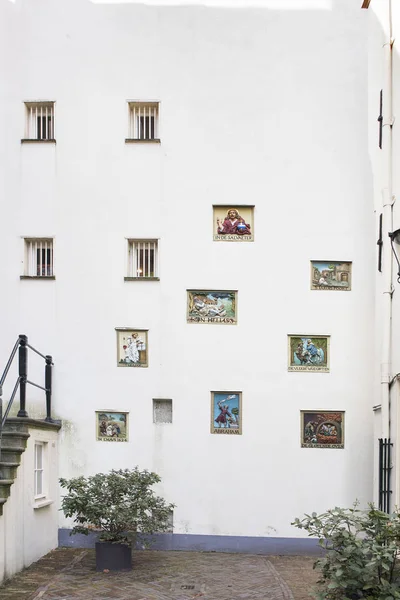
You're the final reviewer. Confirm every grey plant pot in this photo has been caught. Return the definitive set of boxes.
[95,541,132,571]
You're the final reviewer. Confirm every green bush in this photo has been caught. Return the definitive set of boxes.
[60,468,175,544]
[293,504,400,600]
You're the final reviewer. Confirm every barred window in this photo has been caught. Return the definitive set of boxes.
[127,240,159,280]
[127,102,159,142]
[24,102,55,141]
[23,238,54,278]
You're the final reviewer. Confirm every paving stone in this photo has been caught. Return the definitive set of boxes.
[0,549,318,600]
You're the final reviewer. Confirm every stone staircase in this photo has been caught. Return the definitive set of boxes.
[0,420,30,516]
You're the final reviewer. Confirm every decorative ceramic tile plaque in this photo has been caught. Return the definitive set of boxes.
[301,410,344,449]
[311,261,352,291]
[116,328,148,367]
[211,392,242,435]
[187,290,237,324]
[213,206,254,242]
[96,411,129,442]
[288,335,330,372]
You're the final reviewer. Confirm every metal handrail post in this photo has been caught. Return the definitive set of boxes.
[45,355,53,422]
[0,384,3,464]
[17,334,28,418]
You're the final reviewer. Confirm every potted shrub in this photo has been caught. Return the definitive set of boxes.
[293,503,400,600]
[60,468,175,571]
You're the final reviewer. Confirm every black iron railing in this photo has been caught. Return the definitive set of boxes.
[0,334,53,429]
[378,438,392,513]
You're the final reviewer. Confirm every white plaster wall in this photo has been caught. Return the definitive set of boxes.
[0,426,59,583]
[367,0,400,507]
[0,0,374,539]
[385,1,400,507]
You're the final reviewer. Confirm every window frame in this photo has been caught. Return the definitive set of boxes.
[126,101,160,143]
[125,238,160,281]
[22,101,56,143]
[34,441,46,500]
[21,237,55,279]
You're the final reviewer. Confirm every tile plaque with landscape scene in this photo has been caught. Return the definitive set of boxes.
[311,261,352,291]
[187,290,237,324]
[301,411,344,449]
[96,411,129,442]
[116,328,148,367]
[288,335,330,372]
[213,206,254,242]
[211,392,242,435]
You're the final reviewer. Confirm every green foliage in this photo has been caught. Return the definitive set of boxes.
[60,468,175,544]
[292,503,400,600]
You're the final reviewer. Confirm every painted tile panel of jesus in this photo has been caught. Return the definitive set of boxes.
[213,206,254,242]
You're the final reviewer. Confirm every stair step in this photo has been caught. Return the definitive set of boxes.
[0,481,13,499]
[0,464,18,479]
[1,446,27,453]
[1,431,30,439]
[1,432,30,449]
[0,447,25,463]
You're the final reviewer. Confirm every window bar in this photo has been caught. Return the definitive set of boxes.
[147,242,150,277]
[133,242,137,277]
[34,106,37,140]
[138,106,141,140]
[51,105,54,139]
[44,241,47,276]
[25,107,29,138]
[33,241,37,277]
[132,106,135,139]
[45,107,48,140]
[50,243,53,276]
[140,242,144,276]
[40,240,43,276]
[144,106,147,140]
[29,241,33,277]
[155,241,158,277]
[30,241,33,276]
[137,242,141,276]
[40,106,43,140]
[27,241,31,276]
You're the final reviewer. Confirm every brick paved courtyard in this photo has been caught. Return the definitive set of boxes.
[0,549,318,600]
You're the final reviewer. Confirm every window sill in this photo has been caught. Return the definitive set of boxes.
[20,276,56,280]
[125,138,161,144]
[33,498,53,509]
[124,277,160,282]
[21,139,56,144]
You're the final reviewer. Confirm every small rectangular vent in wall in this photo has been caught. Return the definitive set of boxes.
[153,399,172,423]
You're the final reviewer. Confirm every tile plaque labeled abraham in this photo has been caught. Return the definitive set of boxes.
[288,335,330,372]
[187,290,237,324]
[213,206,254,242]
[301,411,344,449]
[311,261,352,291]
[211,392,242,435]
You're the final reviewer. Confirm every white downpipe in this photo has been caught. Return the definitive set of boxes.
[381,0,393,440]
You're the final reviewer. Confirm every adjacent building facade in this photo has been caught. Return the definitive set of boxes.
[1,0,394,568]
